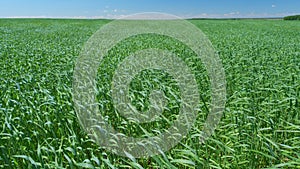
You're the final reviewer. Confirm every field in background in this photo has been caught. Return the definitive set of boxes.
[0,19,299,168]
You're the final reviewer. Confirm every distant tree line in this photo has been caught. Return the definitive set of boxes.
[283,15,300,20]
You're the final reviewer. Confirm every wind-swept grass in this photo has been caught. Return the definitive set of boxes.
[0,19,299,168]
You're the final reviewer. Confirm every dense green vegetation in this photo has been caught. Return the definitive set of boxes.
[0,19,299,168]
[284,15,300,20]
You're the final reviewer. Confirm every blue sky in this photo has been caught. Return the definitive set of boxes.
[0,0,299,18]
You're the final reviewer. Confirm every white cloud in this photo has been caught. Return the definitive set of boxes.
[3,12,299,20]
[1,15,106,19]
[224,11,239,16]
[190,12,299,19]
[272,4,276,8]
[102,8,127,16]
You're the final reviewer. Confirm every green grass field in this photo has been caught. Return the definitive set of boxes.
[0,19,299,168]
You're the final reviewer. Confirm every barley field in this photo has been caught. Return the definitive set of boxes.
[0,19,299,168]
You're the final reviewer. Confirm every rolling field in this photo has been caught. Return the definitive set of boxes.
[0,19,299,168]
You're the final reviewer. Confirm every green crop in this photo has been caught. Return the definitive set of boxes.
[0,18,299,168]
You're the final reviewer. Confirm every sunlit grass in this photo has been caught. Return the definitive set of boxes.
[0,18,299,168]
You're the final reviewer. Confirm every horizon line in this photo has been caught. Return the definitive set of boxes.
[0,16,289,20]
[1,12,298,20]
